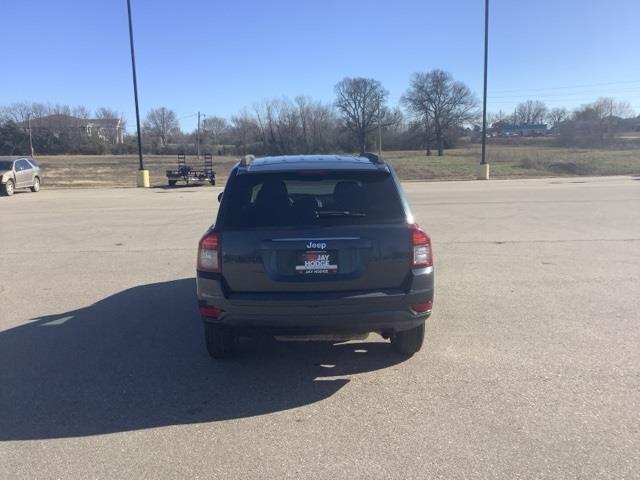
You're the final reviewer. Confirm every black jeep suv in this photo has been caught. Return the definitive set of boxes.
[196,154,434,358]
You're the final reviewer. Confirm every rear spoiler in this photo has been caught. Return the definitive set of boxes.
[238,154,255,167]
[241,153,382,166]
[236,153,387,173]
[359,152,382,164]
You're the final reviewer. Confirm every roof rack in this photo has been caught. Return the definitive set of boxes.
[359,152,382,164]
[239,154,255,167]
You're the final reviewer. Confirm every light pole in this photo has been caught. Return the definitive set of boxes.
[478,0,490,180]
[197,112,205,159]
[126,0,148,187]
[27,114,35,157]
[378,96,382,155]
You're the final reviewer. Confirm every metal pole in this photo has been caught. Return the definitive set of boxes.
[27,114,35,157]
[197,111,201,159]
[480,0,489,165]
[126,0,144,171]
[378,97,382,155]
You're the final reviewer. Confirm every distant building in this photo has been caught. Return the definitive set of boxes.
[498,123,548,136]
[618,116,640,133]
[20,114,124,144]
[497,123,548,137]
[84,118,125,144]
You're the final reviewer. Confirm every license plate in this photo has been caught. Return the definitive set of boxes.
[295,250,338,274]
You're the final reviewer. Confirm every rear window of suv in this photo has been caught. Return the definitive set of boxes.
[221,170,406,229]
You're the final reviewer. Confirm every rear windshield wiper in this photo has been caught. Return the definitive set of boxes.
[317,210,366,217]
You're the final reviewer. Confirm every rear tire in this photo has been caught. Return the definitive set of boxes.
[168,180,177,187]
[30,176,40,192]
[204,323,237,359]
[1,179,15,196]
[391,323,425,356]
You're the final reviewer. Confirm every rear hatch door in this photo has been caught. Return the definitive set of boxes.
[219,169,411,294]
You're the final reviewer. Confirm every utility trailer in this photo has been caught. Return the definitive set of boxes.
[166,154,216,187]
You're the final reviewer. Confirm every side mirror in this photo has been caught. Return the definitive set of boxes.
[217,192,223,203]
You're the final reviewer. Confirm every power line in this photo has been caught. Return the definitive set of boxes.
[490,79,640,94]
[490,87,640,99]
[489,97,640,105]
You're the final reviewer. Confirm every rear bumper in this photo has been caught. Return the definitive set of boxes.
[196,268,433,334]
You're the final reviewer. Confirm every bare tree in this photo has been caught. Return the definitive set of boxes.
[294,96,338,153]
[94,107,127,132]
[513,100,548,125]
[546,107,568,131]
[571,97,633,144]
[49,104,72,116]
[307,100,339,153]
[488,110,509,126]
[0,102,48,124]
[334,77,395,154]
[253,99,282,154]
[592,97,632,119]
[95,107,120,119]
[230,96,340,155]
[201,116,229,145]
[228,109,260,152]
[72,106,91,119]
[402,69,478,156]
[294,96,312,152]
[142,107,179,147]
[255,98,306,155]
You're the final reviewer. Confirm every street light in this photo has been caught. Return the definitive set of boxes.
[27,114,35,157]
[197,112,206,159]
[126,0,149,187]
[378,96,382,155]
[478,0,491,180]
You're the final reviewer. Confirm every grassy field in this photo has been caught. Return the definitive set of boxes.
[36,144,640,188]
[386,146,640,180]
[37,154,238,188]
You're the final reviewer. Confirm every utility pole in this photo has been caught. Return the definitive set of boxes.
[378,95,382,155]
[126,0,148,186]
[27,114,34,157]
[478,0,490,179]
[197,111,204,159]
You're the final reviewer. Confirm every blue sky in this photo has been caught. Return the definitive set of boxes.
[2,0,639,131]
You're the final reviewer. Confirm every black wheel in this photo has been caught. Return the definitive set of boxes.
[168,180,177,187]
[1,179,15,196]
[30,176,40,192]
[391,323,425,356]
[209,179,216,186]
[204,323,237,358]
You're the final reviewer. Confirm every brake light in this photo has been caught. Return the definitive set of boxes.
[297,170,328,176]
[198,232,220,272]
[411,301,433,313]
[410,224,432,268]
[199,306,224,318]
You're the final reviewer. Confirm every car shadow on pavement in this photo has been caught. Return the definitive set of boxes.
[0,278,405,440]
[152,184,211,191]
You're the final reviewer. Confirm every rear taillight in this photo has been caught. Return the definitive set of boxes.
[410,224,432,268]
[199,306,224,318]
[411,301,433,313]
[198,232,220,272]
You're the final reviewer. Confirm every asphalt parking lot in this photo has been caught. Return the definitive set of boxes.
[1,176,639,479]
